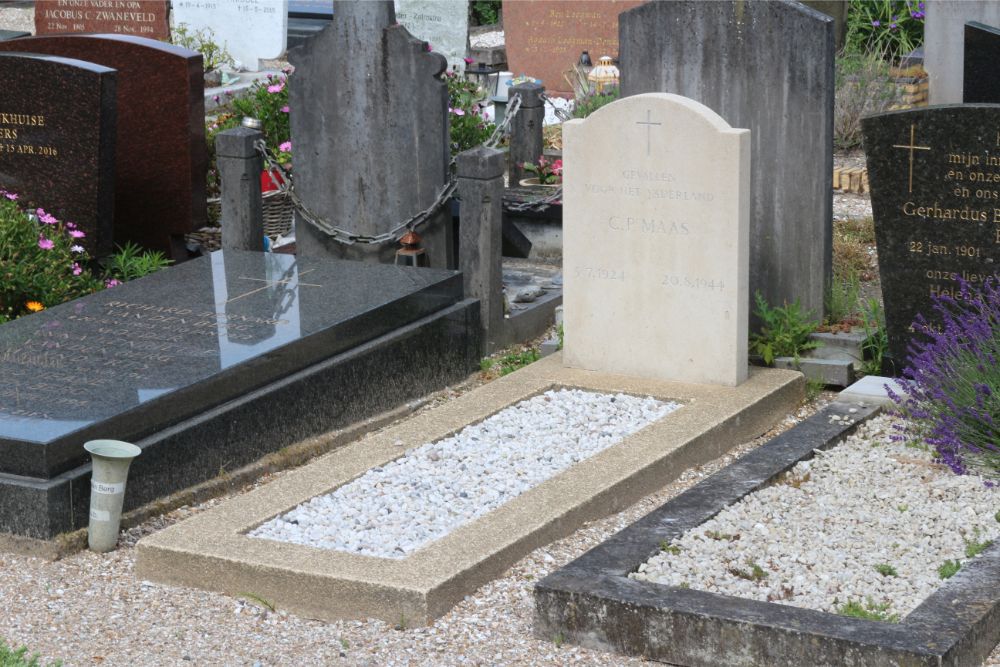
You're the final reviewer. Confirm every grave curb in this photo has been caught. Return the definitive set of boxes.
[135,355,803,625]
[533,401,1000,667]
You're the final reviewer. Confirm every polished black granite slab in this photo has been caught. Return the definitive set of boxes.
[535,402,1000,666]
[0,250,463,479]
[964,22,1000,104]
[862,105,1000,368]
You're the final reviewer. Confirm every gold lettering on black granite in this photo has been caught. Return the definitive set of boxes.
[0,112,57,158]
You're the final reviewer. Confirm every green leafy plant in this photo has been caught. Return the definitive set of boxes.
[805,377,827,402]
[860,298,888,375]
[0,638,61,667]
[470,0,501,25]
[238,592,276,612]
[0,191,102,322]
[446,69,495,158]
[659,541,681,555]
[572,86,620,119]
[481,347,540,377]
[102,242,172,283]
[557,323,564,350]
[749,291,821,365]
[874,563,898,577]
[836,598,899,622]
[521,156,563,184]
[845,0,925,63]
[938,559,961,579]
[826,269,862,326]
[172,23,234,73]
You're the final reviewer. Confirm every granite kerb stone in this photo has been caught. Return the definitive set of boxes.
[534,400,1000,666]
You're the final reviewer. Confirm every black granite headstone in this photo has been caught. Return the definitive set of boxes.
[964,21,1000,104]
[0,52,116,256]
[619,0,835,324]
[862,105,1000,366]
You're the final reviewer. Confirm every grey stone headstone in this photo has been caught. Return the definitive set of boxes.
[289,0,453,268]
[620,0,834,323]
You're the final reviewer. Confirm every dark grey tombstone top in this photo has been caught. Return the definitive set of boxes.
[619,0,835,323]
[862,104,1000,368]
[0,51,117,256]
[288,0,449,262]
[0,250,463,479]
[964,21,1000,103]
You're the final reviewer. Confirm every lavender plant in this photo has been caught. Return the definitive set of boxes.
[891,279,1000,478]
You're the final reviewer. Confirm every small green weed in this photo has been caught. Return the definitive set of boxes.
[238,592,275,612]
[964,531,994,558]
[659,541,681,555]
[805,378,826,402]
[553,631,565,648]
[339,638,349,650]
[749,291,820,365]
[836,598,899,623]
[995,510,1000,523]
[874,563,897,577]
[103,242,172,283]
[480,347,541,377]
[705,530,740,542]
[860,298,888,375]
[728,560,767,582]
[938,559,961,579]
[395,612,409,631]
[897,504,908,512]
[557,323,564,351]
[0,638,61,667]
[826,269,862,325]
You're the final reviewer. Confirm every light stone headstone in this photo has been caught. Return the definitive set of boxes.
[394,0,469,73]
[620,0,834,325]
[172,0,288,71]
[563,93,750,387]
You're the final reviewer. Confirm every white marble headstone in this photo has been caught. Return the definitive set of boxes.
[173,0,288,71]
[562,93,750,386]
[394,0,469,73]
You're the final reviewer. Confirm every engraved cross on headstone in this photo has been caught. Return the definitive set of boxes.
[226,269,323,303]
[892,123,931,194]
[636,109,662,156]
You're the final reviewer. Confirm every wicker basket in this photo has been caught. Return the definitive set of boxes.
[186,190,295,252]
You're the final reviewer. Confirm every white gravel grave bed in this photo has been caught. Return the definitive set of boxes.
[251,388,679,558]
[633,413,1000,620]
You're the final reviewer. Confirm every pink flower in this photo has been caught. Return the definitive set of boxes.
[38,236,54,250]
[105,278,122,288]
[213,95,220,103]
[279,141,292,153]
[69,229,85,238]
[36,208,58,225]
[65,222,76,230]
[70,244,84,254]
[425,42,433,51]
[450,107,465,116]
[463,57,474,65]
[267,83,284,94]
[72,263,82,276]
[281,105,290,113]
[1,190,16,201]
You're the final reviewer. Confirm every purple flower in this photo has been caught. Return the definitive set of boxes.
[105,278,122,288]
[267,83,284,94]
[279,141,291,153]
[281,105,290,113]
[36,208,58,225]
[69,229,85,239]
[38,236,54,250]
[451,107,466,116]
[1,190,16,201]
[72,263,82,276]
[871,19,881,27]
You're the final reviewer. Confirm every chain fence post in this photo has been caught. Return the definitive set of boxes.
[216,127,265,252]
[508,81,546,185]
[457,146,506,354]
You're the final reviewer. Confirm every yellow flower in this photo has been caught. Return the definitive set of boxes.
[25,300,44,312]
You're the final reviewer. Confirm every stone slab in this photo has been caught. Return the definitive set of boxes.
[772,356,855,388]
[964,21,1000,103]
[535,401,1000,666]
[0,34,206,258]
[926,0,1000,104]
[173,0,288,71]
[0,250,463,483]
[34,0,170,40]
[620,0,834,325]
[839,375,907,408]
[862,105,1000,367]
[135,356,803,625]
[0,51,116,256]
[563,93,749,386]
[0,297,479,540]
[395,0,468,73]
[503,0,642,96]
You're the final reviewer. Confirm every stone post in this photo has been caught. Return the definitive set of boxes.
[216,127,265,252]
[458,146,505,353]
[508,81,546,185]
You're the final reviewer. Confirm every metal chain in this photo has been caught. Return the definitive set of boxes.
[540,92,572,123]
[253,93,525,245]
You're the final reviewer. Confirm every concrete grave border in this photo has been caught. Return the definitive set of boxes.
[534,401,1000,666]
[136,355,802,625]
